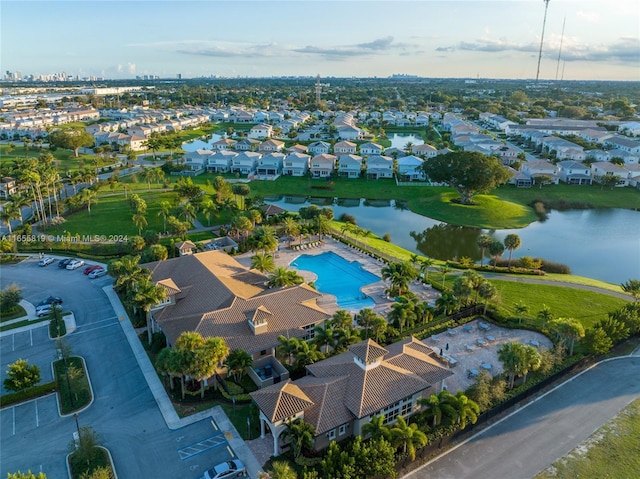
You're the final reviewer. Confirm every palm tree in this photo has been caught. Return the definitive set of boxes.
[476,234,493,267]
[280,217,300,247]
[439,263,451,289]
[0,203,21,234]
[330,309,353,331]
[179,202,196,224]
[268,267,304,288]
[253,225,278,253]
[498,342,541,389]
[362,414,390,441]
[225,349,253,383]
[514,301,529,325]
[132,211,148,235]
[418,390,458,428]
[390,416,427,461]
[79,188,98,215]
[157,200,172,233]
[381,261,417,297]
[356,308,379,339]
[251,253,275,273]
[193,337,229,398]
[334,327,361,352]
[282,418,315,460]
[503,234,521,268]
[388,300,416,333]
[276,335,300,367]
[313,322,335,354]
[489,240,505,270]
[549,317,585,356]
[419,257,435,282]
[293,341,322,370]
[435,291,456,316]
[621,279,640,302]
[200,198,218,227]
[537,304,554,329]
[134,275,167,344]
[477,280,497,314]
[452,391,480,430]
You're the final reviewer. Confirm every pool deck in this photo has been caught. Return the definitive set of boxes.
[234,237,441,317]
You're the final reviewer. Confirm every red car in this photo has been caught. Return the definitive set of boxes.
[83,265,103,275]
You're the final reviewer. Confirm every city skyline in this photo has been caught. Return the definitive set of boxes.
[2,0,639,82]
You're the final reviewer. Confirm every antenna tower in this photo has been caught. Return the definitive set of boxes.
[555,16,566,81]
[535,0,551,83]
[315,74,322,106]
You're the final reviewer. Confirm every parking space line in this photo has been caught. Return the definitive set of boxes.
[12,407,15,436]
[177,435,227,460]
[72,322,118,335]
[35,399,39,427]
[30,329,33,346]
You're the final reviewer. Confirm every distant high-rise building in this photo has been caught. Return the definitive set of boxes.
[177,73,182,79]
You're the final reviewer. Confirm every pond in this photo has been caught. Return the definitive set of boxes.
[181,134,223,152]
[264,196,640,285]
[387,133,424,149]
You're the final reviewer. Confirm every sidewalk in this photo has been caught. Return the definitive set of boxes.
[101,286,263,477]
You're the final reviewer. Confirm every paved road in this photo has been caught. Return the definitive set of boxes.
[405,355,640,479]
[0,257,236,478]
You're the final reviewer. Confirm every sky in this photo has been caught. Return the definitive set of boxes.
[2,0,639,81]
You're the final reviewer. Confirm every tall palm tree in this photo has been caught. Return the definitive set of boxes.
[79,188,98,215]
[293,341,322,370]
[439,263,451,289]
[356,308,380,339]
[280,216,300,247]
[268,267,303,288]
[478,280,497,314]
[537,304,554,329]
[276,335,300,367]
[200,198,218,227]
[134,275,167,344]
[381,261,417,297]
[503,234,521,268]
[452,391,480,429]
[419,257,435,282]
[192,337,229,398]
[330,309,353,331]
[157,200,172,233]
[225,349,253,383]
[179,202,196,224]
[334,327,361,352]
[390,416,427,461]
[251,252,275,273]
[498,342,541,389]
[0,203,21,234]
[549,317,585,356]
[132,211,148,235]
[514,301,529,325]
[313,322,335,354]
[476,234,493,267]
[489,240,505,270]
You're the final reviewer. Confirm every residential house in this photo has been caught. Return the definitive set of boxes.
[366,155,394,179]
[248,124,273,140]
[286,144,309,155]
[396,155,425,181]
[308,141,331,155]
[234,138,261,151]
[507,167,533,188]
[619,121,640,137]
[183,149,213,172]
[337,154,364,178]
[557,160,592,185]
[415,115,430,127]
[256,152,285,176]
[336,125,363,140]
[359,142,383,156]
[310,154,336,178]
[333,141,357,155]
[143,250,331,358]
[251,337,452,456]
[175,240,197,256]
[212,138,237,151]
[412,144,438,159]
[604,136,640,156]
[590,162,630,187]
[207,150,237,173]
[282,152,310,177]
[231,151,261,176]
[259,139,285,153]
[521,160,560,185]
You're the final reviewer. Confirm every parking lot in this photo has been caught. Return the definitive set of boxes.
[1,256,238,478]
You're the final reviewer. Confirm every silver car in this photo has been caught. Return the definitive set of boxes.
[38,256,55,266]
[203,460,247,479]
[66,259,85,270]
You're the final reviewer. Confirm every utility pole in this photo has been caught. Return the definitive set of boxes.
[555,16,566,81]
[536,0,551,83]
[315,74,322,107]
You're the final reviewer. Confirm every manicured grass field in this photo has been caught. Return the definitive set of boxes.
[535,397,640,479]
[0,145,111,173]
[491,280,628,329]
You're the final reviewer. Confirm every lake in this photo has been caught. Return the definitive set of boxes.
[181,134,223,152]
[264,196,640,285]
[387,133,424,149]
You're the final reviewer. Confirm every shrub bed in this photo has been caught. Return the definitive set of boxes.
[54,356,92,414]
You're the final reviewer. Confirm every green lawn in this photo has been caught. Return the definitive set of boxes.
[535,397,640,479]
[491,280,628,329]
[0,145,112,174]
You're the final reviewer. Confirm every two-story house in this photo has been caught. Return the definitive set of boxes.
[309,154,336,178]
[282,152,310,177]
[366,155,394,179]
[337,154,364,178]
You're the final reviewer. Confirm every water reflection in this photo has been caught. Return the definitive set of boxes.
[411,224,483,261]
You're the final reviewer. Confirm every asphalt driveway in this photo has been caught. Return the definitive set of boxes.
[1,256,237,478]
[405,355,640,479]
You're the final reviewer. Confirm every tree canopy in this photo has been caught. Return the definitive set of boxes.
[421,151,511,204]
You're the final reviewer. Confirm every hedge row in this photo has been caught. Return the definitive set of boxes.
[0,381,56,407]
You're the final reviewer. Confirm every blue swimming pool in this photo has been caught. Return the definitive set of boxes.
[290,251,379,310]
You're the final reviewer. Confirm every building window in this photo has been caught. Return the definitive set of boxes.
[302,324,316,341]
[328,429,336,440]
[339,425,346,436]
[260,350,267,356]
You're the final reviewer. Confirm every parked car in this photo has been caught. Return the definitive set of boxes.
[66,259,85,270]
[36,304,61,318]
[203,460,247,479]
[38,256,55,267]
[58,258,72,269]
[37,296,63,307]
[83,264,103,275]
[88,267,107,279]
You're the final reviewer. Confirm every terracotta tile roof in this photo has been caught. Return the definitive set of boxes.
[294,375,354,434]
[157,278,181,296]
[142,251,331,353]
[250,380,314,423]
[349,339,388,364]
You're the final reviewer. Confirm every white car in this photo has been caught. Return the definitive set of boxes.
[38,256,55,266]
[88,267,107,279]
[36,304,61,318]
[66,259,85,270]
